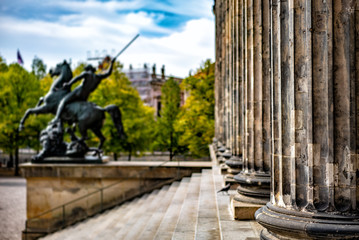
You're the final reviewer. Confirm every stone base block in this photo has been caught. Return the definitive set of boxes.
[231,196,263,220]
[224,175,239,190]
[220,163,229,174]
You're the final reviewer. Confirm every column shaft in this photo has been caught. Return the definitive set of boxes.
[233,0,271,206]
[256,1,359,238]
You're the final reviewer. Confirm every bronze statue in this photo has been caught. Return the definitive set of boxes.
[19,34,139,162]
[20,59,126,161]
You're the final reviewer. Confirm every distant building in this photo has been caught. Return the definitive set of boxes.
[124,64,185,116]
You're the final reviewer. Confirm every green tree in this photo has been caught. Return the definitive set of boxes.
[175,59,215,157]
[154,77,182,160]
[31,56,47,80]
[0,56,8,73]
[89,61,156,160]
[0,63,43,175]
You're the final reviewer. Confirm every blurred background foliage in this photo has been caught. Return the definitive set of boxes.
[0,55,214,173]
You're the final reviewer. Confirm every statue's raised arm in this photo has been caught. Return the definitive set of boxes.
[52,58,116,124]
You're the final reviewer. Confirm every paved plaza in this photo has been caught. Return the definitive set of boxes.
[0,177,26,240]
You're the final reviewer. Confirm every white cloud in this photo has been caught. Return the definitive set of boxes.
[0,0,214,78]
[120,17,215,77]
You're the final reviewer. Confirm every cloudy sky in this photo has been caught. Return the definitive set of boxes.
[0,0,215,78]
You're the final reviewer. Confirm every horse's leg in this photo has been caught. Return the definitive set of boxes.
[78,121,88,142]
[91,127,106,150]
[19,105,52,130]
[66,124,79,142]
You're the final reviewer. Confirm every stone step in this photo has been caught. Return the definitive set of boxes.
[212,165,262,240]
[82,193,152,239]
[122,184,177,240]
[107,191,159,239]
[152,176,193,240]
[42,204,124,240]
[195,169,221,240]
[43,199,132,240]
[91,197,138,236]
[75,195,147,240]
[171,173,202,240]
[138,178,190,240]
[114,186,168,239]
[43,194,145,240]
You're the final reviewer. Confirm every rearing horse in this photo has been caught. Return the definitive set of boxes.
[19,60,126,152]
[19,60,73,130]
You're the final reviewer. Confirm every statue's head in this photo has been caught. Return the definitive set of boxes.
[84,64,96,72]
[50,60,70,77]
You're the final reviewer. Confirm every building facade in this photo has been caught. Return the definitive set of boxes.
[214,0,359,239]
[124,64,184,116]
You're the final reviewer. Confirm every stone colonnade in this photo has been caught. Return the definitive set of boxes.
[214,0,359,239]
[214,0,271,206]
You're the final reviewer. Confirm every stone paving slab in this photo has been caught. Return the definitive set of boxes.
[0,177,26,240]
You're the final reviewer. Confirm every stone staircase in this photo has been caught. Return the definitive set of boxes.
[40,167,262,240]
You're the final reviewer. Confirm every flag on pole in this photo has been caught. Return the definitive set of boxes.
[17,49,24,65]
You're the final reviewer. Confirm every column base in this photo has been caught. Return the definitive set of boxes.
[234,171,270,205]
[225,155,242,175]
[255,203,359,239]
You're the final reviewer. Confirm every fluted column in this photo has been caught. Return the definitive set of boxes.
[214,0,244,171]
[225,0,243,173]
[233,0,271,205]
[214,0,234,165]
[214,0,222,144]
[256,1,359,239]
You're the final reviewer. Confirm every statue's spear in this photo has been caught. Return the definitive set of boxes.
[88,34,140,62]
[113,33,140,60]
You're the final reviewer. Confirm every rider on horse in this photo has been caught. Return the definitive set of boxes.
[52,57,117,123]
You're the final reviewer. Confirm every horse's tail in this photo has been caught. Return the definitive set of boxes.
[104,105,127,140]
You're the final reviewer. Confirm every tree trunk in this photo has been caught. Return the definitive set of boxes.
[14,131,19,176]
[128,145,132,161]
[169,132,173,161]
[14,147,19,176]
[8,153,13,168]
